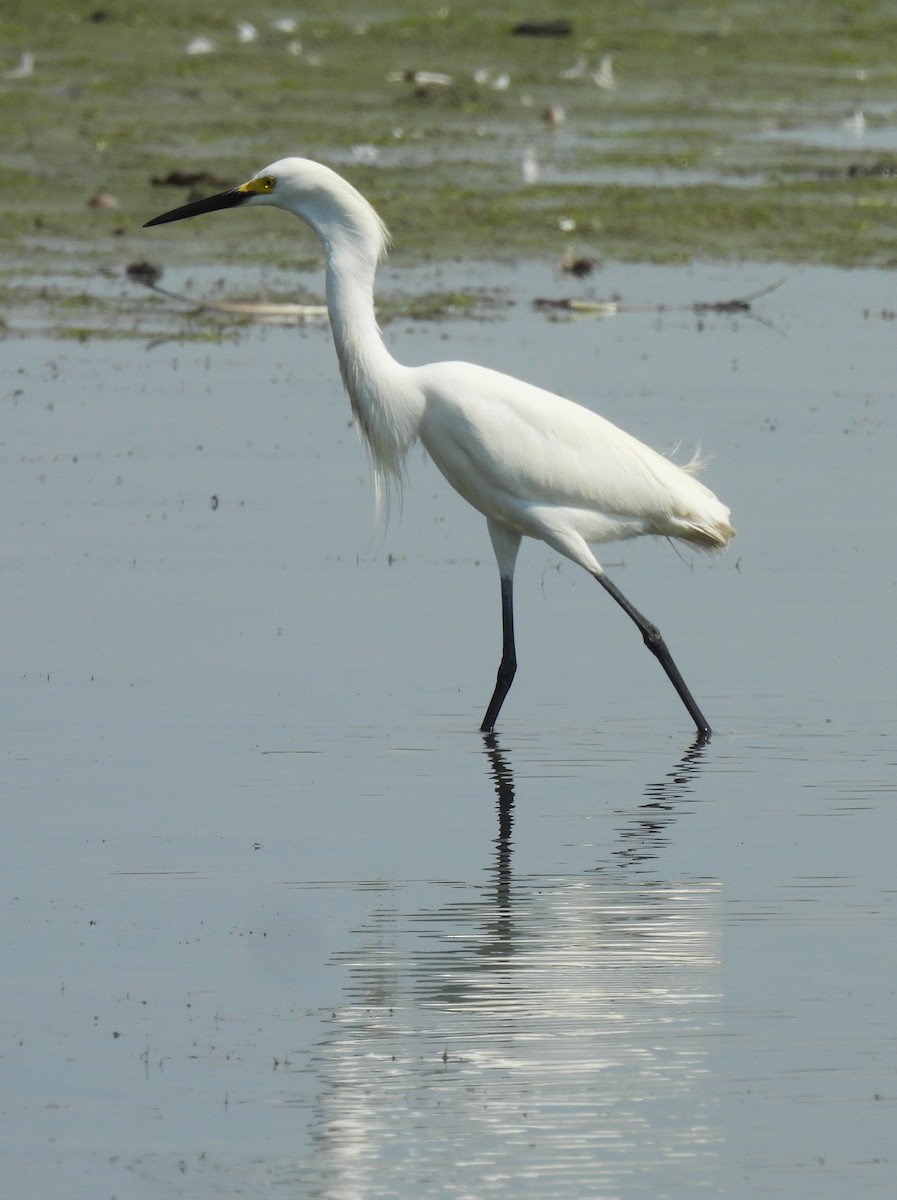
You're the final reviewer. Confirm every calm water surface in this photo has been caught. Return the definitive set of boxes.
[2,262,895,1197]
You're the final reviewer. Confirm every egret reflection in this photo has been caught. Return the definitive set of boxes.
[611,736,710,869]
[481,730,711,879]
[304,738,722,1197]
[482,730,515,909]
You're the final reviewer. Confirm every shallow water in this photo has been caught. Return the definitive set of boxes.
[2,261,895,1197]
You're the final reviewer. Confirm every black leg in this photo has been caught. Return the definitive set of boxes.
[481,574,517,732]
[595,572,712,741]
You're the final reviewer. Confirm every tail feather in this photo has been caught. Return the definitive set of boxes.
[671,513,735,551]
[660,447,735,550]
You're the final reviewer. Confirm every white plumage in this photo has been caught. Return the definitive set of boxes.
[146,157,734,738]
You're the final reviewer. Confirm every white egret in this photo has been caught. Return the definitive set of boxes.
[145,158,734,738]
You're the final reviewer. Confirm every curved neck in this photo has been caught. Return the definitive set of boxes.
[321,235,423,485]
[325,240,394,395]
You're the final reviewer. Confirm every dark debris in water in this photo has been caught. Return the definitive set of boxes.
[845,159,897,179]
[559,253,596,278]
[126,260,163,287]
[151,170,232,190]
[534,278,786,321]
[813,159,897,181]
[511,20,572,37]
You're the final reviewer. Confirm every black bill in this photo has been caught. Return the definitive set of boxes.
[144,186,249,228]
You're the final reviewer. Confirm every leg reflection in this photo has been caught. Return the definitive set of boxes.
[482,731,515,910]
[611,736,710,869]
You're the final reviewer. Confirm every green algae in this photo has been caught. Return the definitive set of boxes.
[2,1,897,331]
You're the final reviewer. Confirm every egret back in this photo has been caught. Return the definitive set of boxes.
[415,360,734,551]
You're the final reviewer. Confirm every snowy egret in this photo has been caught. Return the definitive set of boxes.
[145,158,734,738]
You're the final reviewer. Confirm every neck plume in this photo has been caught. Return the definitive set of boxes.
[315,191,422,513]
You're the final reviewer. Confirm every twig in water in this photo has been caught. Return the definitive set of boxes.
[534,277,786,320]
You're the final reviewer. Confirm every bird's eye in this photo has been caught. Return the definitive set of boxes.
[261,175,276,193]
